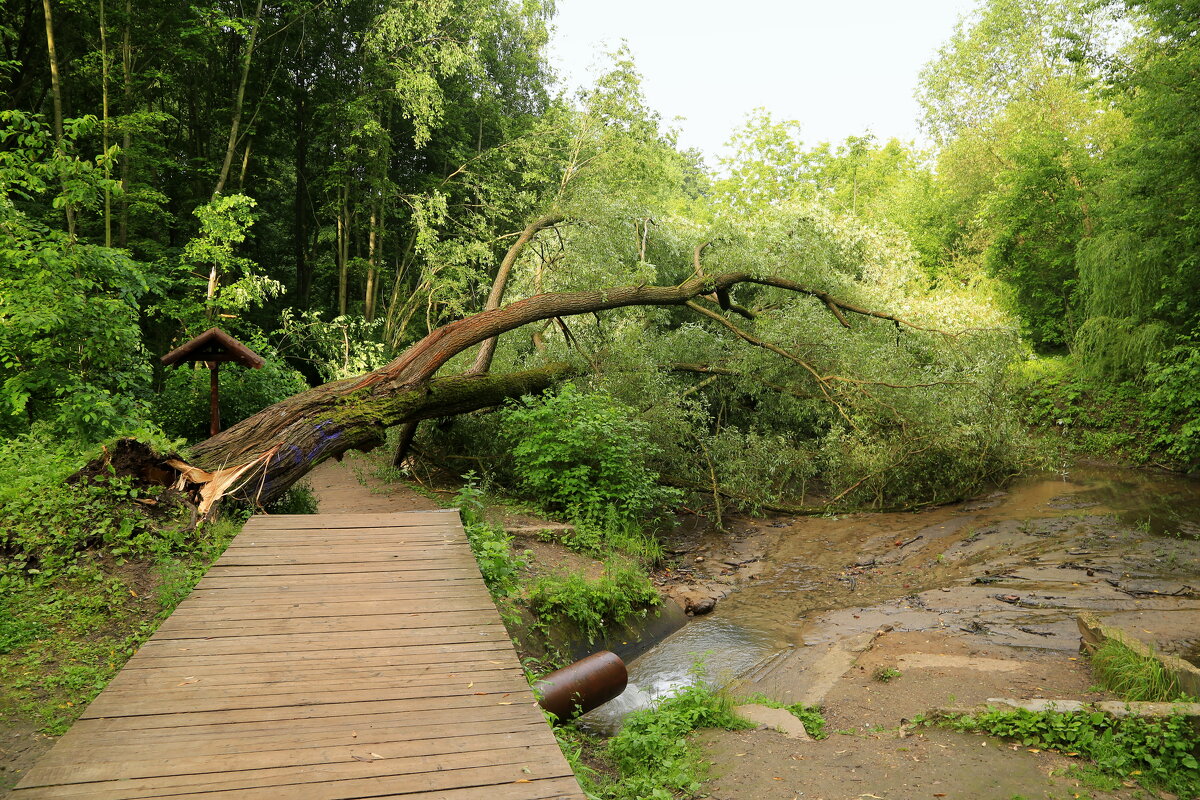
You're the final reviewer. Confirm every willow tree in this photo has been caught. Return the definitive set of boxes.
[175,248,935,508]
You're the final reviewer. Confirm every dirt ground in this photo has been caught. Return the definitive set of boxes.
[700,630,1148,800]
[659,466,1200,800]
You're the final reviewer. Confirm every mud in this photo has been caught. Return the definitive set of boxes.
[606,464,1200,798]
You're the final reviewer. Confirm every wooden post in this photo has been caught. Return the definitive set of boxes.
[209,361,221,436]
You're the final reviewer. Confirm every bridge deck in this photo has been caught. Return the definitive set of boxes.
[13,511,584,799]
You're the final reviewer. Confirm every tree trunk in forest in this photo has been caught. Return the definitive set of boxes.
[470,213,563,374]
[99,0,111,247]
[365,206,378,322]
[118,0,131,248]
[337,184,349,316]
[212,0,262,199]
[294,87,311,305]
[41,0,74,237]
[174,266,922,508]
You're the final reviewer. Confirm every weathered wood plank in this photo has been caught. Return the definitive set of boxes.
[12,510,583,799]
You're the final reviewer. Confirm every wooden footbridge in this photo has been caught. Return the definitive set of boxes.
[12,511,585,799]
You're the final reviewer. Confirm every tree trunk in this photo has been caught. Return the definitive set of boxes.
[337,184,349,316]
[191,363,574,503]
[41,0,74,237]
[179,266,919,507]
[212,0,262,199]
[365,206,378,322]
[99,0,111,247]
[470,213,562,374]
[118,0,131,248]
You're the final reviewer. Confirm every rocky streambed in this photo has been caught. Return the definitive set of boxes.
[585,463,1200,799]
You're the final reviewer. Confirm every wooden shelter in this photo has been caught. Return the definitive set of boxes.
[161,328,264,436]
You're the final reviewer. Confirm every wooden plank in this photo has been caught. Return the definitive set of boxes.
[204,559,478,576]
[152,609,497,639]
[99,665,523,697]
[132,624,509,657]
[161,596,496,621]
[103,661,523,693]
[22,731,558,787]
[243,512,460,529]
[182,584,494,603]
[31,717,549,768]
[193,572,483,590]
[12,510,584,800]
[116,641,517,671]
[216,543,475,559]
[63,693,536,736]
[18,743,569,797]
[85,675,530,716]
[58,700,537,743]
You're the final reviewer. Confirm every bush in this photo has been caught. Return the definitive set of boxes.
[454,475,525,596]
[498,383,677,524]
[527,560,660,644]
[1148,343,1200,469]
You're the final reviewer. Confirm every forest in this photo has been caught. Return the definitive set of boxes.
[2,0,1200,796]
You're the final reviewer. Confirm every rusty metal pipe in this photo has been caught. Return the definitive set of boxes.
[535,650,628,722]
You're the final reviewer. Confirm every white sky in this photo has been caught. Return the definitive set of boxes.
[547,0,981,162]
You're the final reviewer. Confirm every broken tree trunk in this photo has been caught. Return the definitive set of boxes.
[172,268,925,509]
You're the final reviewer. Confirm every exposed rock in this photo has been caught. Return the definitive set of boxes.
[733,704,812,740]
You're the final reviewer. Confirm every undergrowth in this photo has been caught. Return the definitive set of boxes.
[1017,357,1161,465]
[578,681,754,800]
[0,432,247,735]
[925,707,1199,798]
[526,562,661,645]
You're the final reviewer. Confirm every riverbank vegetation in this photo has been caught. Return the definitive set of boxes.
[4,0,1200,794]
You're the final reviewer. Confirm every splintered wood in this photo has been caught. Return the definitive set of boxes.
[13,510,584,799]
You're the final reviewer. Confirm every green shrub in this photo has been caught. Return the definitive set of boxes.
[454,475,525,596]
[264,481,319,515]
[0,433,150,580]
[561,510,664,567]
[600,681,753,800]
[932,707,1199,797]
[498,383,678,524]
[527,560,660,643]
[1148,343,1200,469]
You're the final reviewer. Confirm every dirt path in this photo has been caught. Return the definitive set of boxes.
[305,456,443,513]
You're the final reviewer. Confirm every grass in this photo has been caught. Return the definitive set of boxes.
[0,515,244,735]
[1089,638,1185,702]
[873,666,903,683]
[567,680,754,800]
[526,560,661,645]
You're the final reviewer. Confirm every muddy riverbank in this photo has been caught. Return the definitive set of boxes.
[590,463,1199,799]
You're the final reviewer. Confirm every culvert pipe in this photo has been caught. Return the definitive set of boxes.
[535,650,628,722]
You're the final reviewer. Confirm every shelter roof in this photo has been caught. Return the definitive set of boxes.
[161,327,264,369]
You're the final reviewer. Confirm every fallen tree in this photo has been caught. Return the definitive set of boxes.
[139,266,928,511]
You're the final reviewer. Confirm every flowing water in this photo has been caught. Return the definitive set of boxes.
[581,464,1200,733]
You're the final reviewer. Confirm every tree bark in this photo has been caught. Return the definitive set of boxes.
[191,363,574,503]
[41,0,74,237]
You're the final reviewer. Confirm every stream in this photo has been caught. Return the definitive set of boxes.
[581,463,1200,733]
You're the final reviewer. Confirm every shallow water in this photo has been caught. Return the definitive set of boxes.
[582,464,1200,732]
